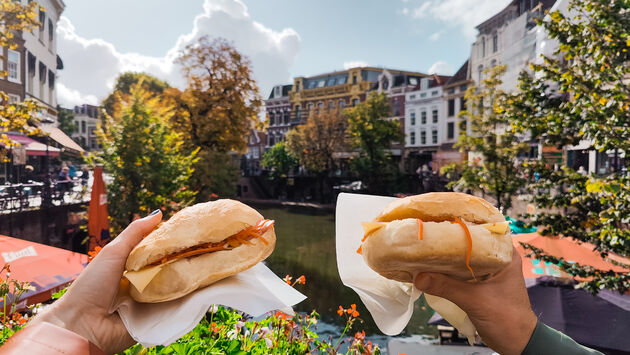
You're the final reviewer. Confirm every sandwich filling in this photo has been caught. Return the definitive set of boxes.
[357,219,509,279]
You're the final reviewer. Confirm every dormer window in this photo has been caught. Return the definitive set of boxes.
[274,86,281,98]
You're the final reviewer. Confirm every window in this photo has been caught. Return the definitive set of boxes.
[352,98,359,107]
[48,19,54,45]
[269,112,275,126]
[328,101,334,109]
[338,76,347,85]
[459,84,467,91]
[421,111,427,124]
[432,130,438,144]
[460,97,467,111]
[493,32,498,53]
[409,77,418,85]
[491,59,497,68]
[39,9,45,41]
[7,50,20,83]
[447,122,455,139]
[295,105,301,121]
[81,121,86,133]
[481,37,486,57]
[420,131,426,145]
[327,78,336,86]
[284,110,289,124]
[89,127,96,137]
[420,92,427,98]
[410,132,416,145]
[339,100,345,108]
[8,94,20,103]
[432,109,438,123]
[448,99,455,117]
[410,111,416,126]
[431,90,438,96]
[317,80,325,88]
[308,103,314,112]
[447,88,455,94]
[352,75,357,84]
[460,120,467,132]
[274,86,281,98]
[478,65,484,82]
[409,94,416,100]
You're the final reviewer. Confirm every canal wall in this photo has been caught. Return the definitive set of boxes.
[0,203,88,253]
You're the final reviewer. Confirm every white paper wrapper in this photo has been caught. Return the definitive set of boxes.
[335,193,477,343]
[111,263,306,347]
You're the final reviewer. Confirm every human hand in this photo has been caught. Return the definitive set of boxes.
[31,210,162,354]
[414,248,537,355]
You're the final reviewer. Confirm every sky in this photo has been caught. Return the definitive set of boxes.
[57,0,513,107]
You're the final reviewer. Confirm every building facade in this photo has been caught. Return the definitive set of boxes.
[70,104,100,151]
[404,74,452,173]
[0,37,26,103]
[265,84,292,148]
[468,0,556,90]
[22,0,65,124]
[242,129,267,177]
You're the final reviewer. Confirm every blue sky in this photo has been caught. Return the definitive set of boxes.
[57,0,511,106]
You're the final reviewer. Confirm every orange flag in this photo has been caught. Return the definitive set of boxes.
[88,165,110,251]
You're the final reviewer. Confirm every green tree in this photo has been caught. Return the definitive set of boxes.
[261,141,297,180]
[444,65,529,212]
[170,36,261,200]
[102,72,170,117]
[56,106,77,137]
[0,0,42,158]
[345,92,402,194]
[98,84,197,234]
[509,0,630,293]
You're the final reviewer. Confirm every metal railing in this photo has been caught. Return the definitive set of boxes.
[0,179,90,213]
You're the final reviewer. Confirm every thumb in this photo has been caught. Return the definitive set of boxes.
[414,273,473,306]
[104,209,163,259]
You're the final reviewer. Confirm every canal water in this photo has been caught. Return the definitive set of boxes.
[256,205,438,349]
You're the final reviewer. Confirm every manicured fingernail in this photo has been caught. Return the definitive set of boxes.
[149,209,160,216]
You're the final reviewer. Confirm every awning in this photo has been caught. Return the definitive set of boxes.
[0,235,88,309]
[40,126,85,154]
[3,133,61,157]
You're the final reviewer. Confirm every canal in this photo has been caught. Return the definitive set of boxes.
[255,204,438,348]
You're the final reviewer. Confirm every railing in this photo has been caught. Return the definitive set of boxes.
[0,179,90,213]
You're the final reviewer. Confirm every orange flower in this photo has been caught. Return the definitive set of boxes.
[283,275,292,285]
[17,317,27,325]
[296,275,306,284]
[337,305,344,316]
[346,304,359,317]
[354,330,365,340]
[210,193,219,198]
[87,246,102,262]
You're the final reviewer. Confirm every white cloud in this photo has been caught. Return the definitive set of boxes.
[401,7,409,15]
[343,61,368,70]
[406,0,512,40]
[428,61,455,75]
[429,31,441,41]
[56,0,301,107]
[56,82,99,107]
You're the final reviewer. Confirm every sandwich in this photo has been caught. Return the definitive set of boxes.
[357,192,512,283]
[124,199,276,303]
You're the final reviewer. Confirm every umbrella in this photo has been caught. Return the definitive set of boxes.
[512,233,630,279]
[429,277,630,352]
[0,235,88,310]
[88,165,110,250]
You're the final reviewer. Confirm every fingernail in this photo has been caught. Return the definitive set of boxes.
[149,209,160,216]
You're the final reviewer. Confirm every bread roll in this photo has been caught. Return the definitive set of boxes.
[124,199,276,303]
[360,192,512,283]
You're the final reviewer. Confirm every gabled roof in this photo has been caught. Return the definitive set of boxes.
[267,84,293,100]
[445,60,469,86]
[428,74,452,88]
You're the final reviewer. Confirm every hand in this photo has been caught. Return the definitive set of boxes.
[31,210,162,354]
[414,248,537,355]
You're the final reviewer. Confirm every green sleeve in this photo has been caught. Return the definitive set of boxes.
[522,321,603,355]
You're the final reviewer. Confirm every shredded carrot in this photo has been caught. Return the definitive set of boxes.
[361,234,369,242]
[356,245,362,254]
[451,218,476,280]
[417,219,423,240]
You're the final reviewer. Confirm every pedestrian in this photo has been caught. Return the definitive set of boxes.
[57,166,72,194]
[68,161,77,179]
[81,165,90,187]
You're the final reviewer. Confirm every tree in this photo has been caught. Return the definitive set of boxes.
[0,0,42,158]
[261,141,297,180]
[56,106,77,137]
[443,65,529,212]
[508,0,630,293]
[98,84,197,234]
[102,72,170,117]
[170,36,261,200]
[345,92,402,193]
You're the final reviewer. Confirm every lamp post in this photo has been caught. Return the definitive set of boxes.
[41,135,52,208]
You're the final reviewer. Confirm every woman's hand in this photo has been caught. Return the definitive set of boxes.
[31,210,162,354]
[414,248,538,355]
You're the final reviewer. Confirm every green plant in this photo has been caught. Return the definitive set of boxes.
[0,264,34,345]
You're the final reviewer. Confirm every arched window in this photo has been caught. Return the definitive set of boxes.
[269,112,275,126]
[481,37,486,57]
[492,32,498,53]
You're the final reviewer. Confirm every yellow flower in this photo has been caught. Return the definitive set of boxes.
[599,97,608,106]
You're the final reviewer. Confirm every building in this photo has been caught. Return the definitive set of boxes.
[468,0,556,90]
[22,0,66,124]
[0,36,26,103]
[242,129,267,177]
[70,104,101,151]
[404,74,452,173]
[433,60,473,172]
[265,84,292,148]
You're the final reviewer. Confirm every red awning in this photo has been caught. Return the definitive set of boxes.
[0,235,87,309]
[3,133,61,157]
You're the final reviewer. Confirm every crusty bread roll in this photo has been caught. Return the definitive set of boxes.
[125,199,276,302]
[361,192,512,283]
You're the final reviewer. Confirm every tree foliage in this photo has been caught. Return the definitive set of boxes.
[98,84,197,234]
[444,66,529,212]
[509,0,630,293]
[345,92,402,193]
[56,106,77,137]
[0,0,42,159]
[102,72,170,117]
[261,141,298,180]
[169,36,261,200]
[286,109,347,174]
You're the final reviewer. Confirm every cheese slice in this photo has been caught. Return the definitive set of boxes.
[124,264,164,293]
[361,222,387,236]
[481,221,510,234]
